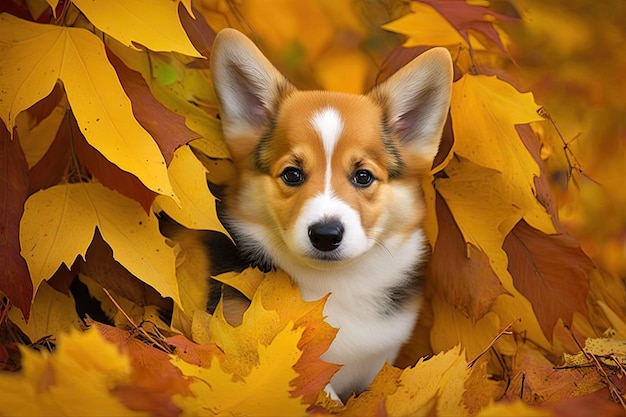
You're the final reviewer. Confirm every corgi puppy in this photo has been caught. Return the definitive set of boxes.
[209,28,453,401]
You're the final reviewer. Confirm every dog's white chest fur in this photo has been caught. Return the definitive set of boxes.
[276,230,427,399]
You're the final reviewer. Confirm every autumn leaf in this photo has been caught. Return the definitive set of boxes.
[419,0,518,51]
[15,84,66,169]
[8,281,81,343]
[210,268,338,403]
[429,192,508,321]
[72,0,202,57]
[382,1,469,48]
[0,124,31,316]
[448,74,555,238]
[154,145,228,235]
[503,220,594,340]
[0,13,174,198]
[106,50,201,165]
[0,328,145,416]
[172,326,308,417]
[19,182,180,306]
[94,322,191,417]
[505,342,605,404]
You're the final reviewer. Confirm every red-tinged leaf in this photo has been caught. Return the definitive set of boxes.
[92,322,191,417]
[27,107,71,194]
[420,0,518,52]
[505,343,605,404]
[22,82,65,127]
[545,389,626,417]
[73,114,157,213]
[179,4,215,68]
[80,230,170,310]
[167,334,225,368]
[106,49,201,165]
[503,220,594,341]
[0,125,32,317]
[430,192,508,321]
[517,124,561,226]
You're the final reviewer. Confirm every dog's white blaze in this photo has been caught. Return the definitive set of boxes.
[310,107,343,193]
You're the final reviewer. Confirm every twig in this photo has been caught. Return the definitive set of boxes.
[537,107,601,186]
[468,318,520,368]
[589,353,626,410]
[101,287,172,354]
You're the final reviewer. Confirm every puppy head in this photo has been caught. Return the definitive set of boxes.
[211,29,453,269]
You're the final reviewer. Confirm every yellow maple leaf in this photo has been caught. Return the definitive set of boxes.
[209,288,283,378]
[154,145,228,235]
[8,281,82,343]
[19,182,180,306]
[436,158,555,293]
[0,14,174,198]
[0,328,146,416]
[382,1,479,48]
[385,346,467,416]
[72,0,202,57]
[429,293,517,363]
[172,326,308,416]
[213,268,266,301]
[448,75,554,237]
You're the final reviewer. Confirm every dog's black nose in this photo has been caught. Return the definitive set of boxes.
[308,221,344,252]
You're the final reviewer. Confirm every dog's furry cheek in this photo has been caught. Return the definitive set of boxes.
[385,182,425,235]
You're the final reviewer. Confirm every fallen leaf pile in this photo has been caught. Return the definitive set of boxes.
[1,0,624,415]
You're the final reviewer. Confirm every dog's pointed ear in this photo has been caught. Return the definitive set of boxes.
[210,29,294,143]
[369,48,453,163]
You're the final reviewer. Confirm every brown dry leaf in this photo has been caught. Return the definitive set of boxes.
[93,322,190,417]
[168,333,225,370]
[0,124,32,317]
[106,50,201,165]
[26,103,72,194]
[506,343,605,404]
[14,83,66,169]
[430,192,508,321]
[503,220,594,341]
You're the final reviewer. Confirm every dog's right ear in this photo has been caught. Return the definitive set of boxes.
[211,29,294,146]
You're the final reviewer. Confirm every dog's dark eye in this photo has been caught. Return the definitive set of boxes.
[352,169,374,187]
[281,167,305,186]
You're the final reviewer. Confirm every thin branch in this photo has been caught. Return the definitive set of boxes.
[468,318,520,368]
[101,287,172,354]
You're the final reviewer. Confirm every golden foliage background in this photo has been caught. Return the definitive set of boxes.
[0,0,625,415]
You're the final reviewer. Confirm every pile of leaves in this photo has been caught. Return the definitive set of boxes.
[1,0,625,415]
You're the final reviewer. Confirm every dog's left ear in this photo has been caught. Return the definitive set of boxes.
[369,48,453,163]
